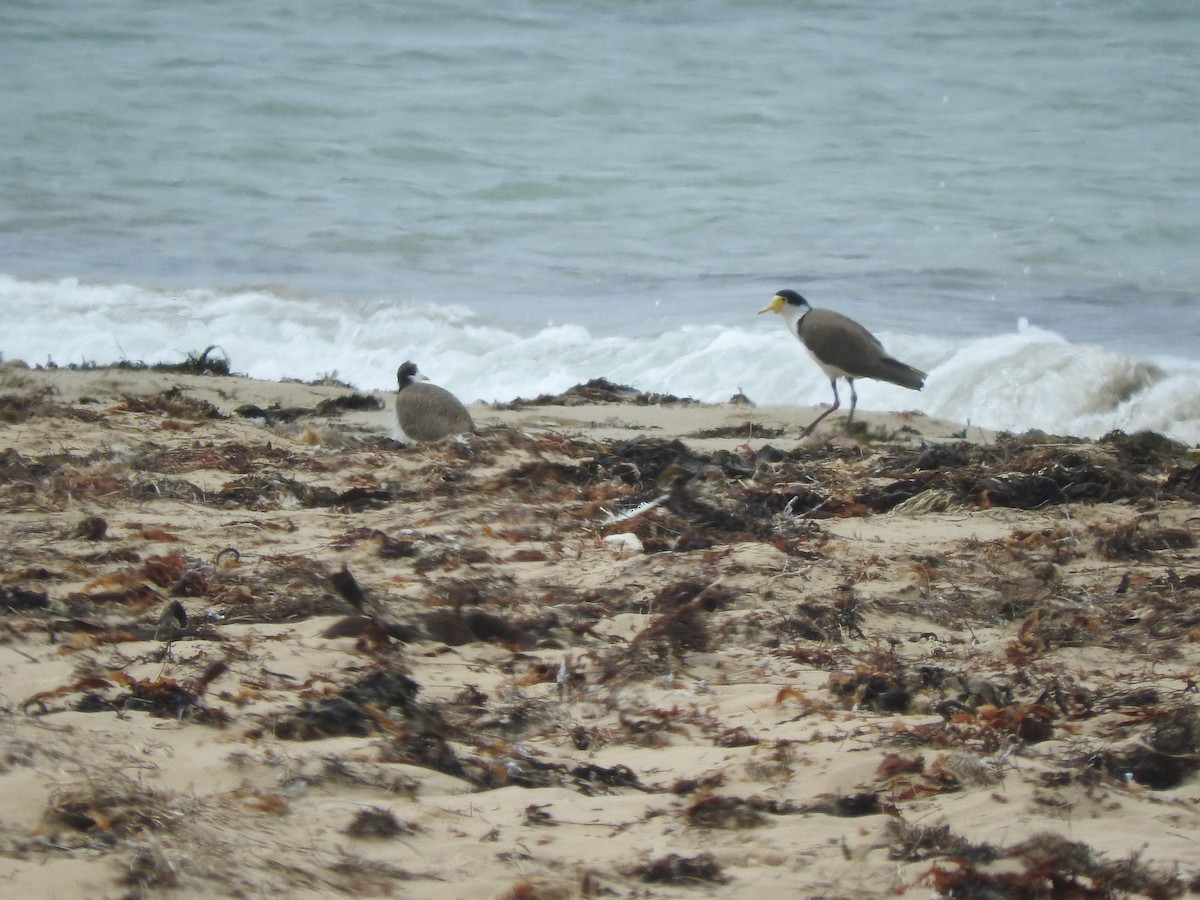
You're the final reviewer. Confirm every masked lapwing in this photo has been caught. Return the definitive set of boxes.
[395,361,474,442]
[759,290,926,436]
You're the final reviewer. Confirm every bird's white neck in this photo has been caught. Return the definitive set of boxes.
[781,302,810,338]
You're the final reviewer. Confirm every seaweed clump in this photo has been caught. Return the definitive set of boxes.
[1098,706,1200,790]
[924,832,1183,899]
[269,668,427,741]
[634,853,728,885]
[70,345,233,376]
[495,377,695,409]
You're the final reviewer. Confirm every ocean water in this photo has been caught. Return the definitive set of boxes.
[2,1,1198,441]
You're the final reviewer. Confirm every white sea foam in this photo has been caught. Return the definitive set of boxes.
[4,275,1199,444]
[3,1,1197,437]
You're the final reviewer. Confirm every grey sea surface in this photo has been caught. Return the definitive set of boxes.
[2,1,1199,440]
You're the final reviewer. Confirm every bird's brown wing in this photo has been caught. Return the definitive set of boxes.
[396,384,474,441]
[799,309,884,371]
[800,309,925,388]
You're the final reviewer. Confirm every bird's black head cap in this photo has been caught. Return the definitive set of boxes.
[774,289,809,307]
[397,361,419,387]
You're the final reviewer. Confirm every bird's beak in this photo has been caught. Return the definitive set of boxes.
[758,294,784,315]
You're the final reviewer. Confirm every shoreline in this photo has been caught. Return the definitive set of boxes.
[2,359,1199,898]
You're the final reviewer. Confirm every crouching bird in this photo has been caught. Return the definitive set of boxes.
[759,289,926,436]
[395,361,474,442]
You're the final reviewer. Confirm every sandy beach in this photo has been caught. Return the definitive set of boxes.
[2,357,1199,899]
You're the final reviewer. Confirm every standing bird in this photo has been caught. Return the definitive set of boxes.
[395,361,474,442]
[759,290,926,436]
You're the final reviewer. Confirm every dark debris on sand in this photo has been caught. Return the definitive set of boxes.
[3,372,1199,895]
[61,345,233,377]
[493,377,696,409]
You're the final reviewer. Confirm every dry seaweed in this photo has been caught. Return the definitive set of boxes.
[800,791,884,817]
[341,669,422,715]
[43,774,185,837]
[34,663,230,724]
[213,474,397,510]
[634,853,728,885]
[315,393,384,414]
[73,514,108,540]
[1099,429,1191,467]
[103,672,230,724]
[344,807,413,839]
[233,394,382,423]
[615,603,711,676]
[4,365,1200,896]
[126,476,208,502]
[384,731,467,778]
[0,391,48,424]
[272,667,428,740]
[589,438,697,486]
[495,378,696,408]
[1165,462,1200,498]
[72,346,233,376]
[0,390,104,424]
[1,584,50,610]
[1094,519,1194,561]
[687,422,786,439]
[214,474,331,508]
[116,387,224,420]
[778,596,862,643]
[120,840,180,889]
[1098,706,1200,790]
[682,794,768,829]
[886,818,1000,863]
[682,793,799,829]
[924,832,1184,899]
[133,441,301,475]
[861,433,1183,511]
[569,763,647,795]
[233,403,316,424]
[271,696,376,741]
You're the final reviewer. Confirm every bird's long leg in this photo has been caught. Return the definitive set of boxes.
[801,377,840,437]
[845,379,858,431]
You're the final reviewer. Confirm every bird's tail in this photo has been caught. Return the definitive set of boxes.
[877,357,927,390]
